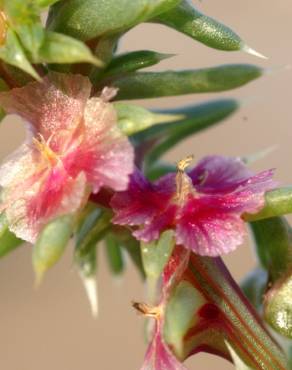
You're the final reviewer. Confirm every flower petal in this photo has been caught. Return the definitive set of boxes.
[0,72,91,147]
[111,170,173,227]
[176,196,245,256]
[189,155,254,194]
[82,96,134,192]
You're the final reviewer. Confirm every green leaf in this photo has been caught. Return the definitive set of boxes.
[245,187,292,222]
[121,236,145,279]
[0,77,8,121]
[141,230,175,280]
[241,268,268,311]
[48,0,181,41]
[112,64,262,100]
[35,31,103,66]
[105,232,124,275]
[75,208,111,258]
[152,0,244,52]
[16,23,45,61]
[142,99,239,163]
[264,273,292,339]
[115,102,184,136]
[0,213,23,258]
[0,29,40,80]
[103,50,174,78]
[250,217,292,282]
[164,280,206,358]
[33,215,74,283]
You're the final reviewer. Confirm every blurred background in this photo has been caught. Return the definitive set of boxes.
[0,1,291,369]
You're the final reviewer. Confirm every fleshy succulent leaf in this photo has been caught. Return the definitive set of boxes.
[250,217,292,282]
[151,0,244,51]
[102,50,174,78]
[47,0,181,41]
[112,64,262,100]
[33,215,74,284]
[105,232,124,275]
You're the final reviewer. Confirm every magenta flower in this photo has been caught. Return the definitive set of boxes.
[111,156,275,256]
[0,72,134,242]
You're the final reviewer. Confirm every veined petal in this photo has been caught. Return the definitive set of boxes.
[0,72,91,150]
[189,155,254,194]
[111,170,173,227]
[176,196,245,256]
[83,96,134,192]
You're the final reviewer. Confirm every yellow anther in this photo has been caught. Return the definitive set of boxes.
[175,155,194,205]
[177,154,194,172]
[132,301,162,319]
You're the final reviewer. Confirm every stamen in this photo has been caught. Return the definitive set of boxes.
[175,155,194,205]
[33,134,58,165]
[132,301,162,319]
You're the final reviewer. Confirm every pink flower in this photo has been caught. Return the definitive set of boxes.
[111,156,275,256]
[0,72,134,242]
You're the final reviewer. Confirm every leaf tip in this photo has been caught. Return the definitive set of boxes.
[242,45,268,60]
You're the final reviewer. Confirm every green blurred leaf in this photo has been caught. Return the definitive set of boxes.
[0,29,40,80]
[115,102,184,136]
[33,215,74,283]
[112,64,262,100]
[241,268,268,311]
[250,217,292,283]
[75,207,111,258]
[142,99,239,163]
[48,0,181,41]
[164,280,205,358]
[0,77,8,121]
[105,232,124,275]
[0,213,23,258]
[264,273,292,339]
[245,187,292,222]
[16,23,45,61]
[152,0,243,51]
[3,0,40,25]
[103,50,174,78]
[35,31,102,66]
[141,230,175,280]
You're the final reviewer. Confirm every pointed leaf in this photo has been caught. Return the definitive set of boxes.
[250,217,292,282]
[152,0,244,51]
[115,102,184,136]
[245,187,292,222]
[225,342,254,370]
[141,230,175,280]
[112,64,262,100]
[103,50,174,78]
[35,31,102,66]
[105,232,124,275]
[33,215,74,283]
[48,0,181,41]
[0,29,40,80]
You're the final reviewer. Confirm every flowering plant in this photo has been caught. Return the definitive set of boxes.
[0,1,291,369]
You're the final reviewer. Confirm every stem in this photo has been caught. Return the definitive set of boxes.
[184,255,287,370]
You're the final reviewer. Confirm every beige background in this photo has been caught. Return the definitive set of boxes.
[0,1,291,369]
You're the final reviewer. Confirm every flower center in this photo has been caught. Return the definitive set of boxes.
[33,134,59,166]
[175,155,194,205]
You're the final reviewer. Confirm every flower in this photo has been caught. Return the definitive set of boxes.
[111,155,275,256]
[0,72,134,242]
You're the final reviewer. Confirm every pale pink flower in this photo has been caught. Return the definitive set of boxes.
[0,72,134,242]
